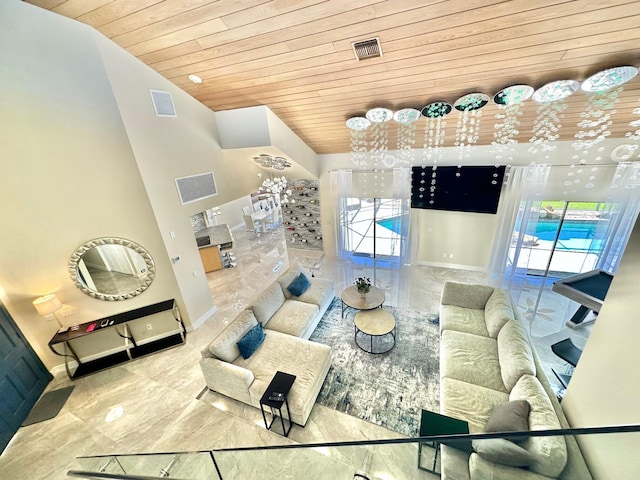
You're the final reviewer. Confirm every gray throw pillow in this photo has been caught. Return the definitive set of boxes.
[486,400,531,440]
[472,438,533,467]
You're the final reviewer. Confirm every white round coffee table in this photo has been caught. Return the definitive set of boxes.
[354,309,396,354]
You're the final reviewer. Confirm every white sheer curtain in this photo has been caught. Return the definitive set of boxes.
[597,161,640,272]
[329,169,353,261]
[488,164,551,288]
[392,167,414,266]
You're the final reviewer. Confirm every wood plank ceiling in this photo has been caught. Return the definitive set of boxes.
[26,0,640,156]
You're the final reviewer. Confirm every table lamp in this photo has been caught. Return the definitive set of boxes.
[33,294,65,331]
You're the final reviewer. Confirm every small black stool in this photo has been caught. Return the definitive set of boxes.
[551,338,582,367]
[418,410,471,473]
[551,338,583,390]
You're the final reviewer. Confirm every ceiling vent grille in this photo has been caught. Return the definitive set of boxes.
[352,37,382,61]
[149,89,176,117]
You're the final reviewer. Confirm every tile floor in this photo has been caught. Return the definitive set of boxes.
[0,225,590,479]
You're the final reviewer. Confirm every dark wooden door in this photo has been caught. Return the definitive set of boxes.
[0,303,52,452]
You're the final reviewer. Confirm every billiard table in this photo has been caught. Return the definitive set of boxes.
[551,269,614,327]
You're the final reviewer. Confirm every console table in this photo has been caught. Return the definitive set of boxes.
[48,299,185,379]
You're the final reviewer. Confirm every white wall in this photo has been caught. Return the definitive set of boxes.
[562,219,640,478]
[95,36,225,324]
[0,1,181,368]
[0,1,267,369]
[318,150,621,269]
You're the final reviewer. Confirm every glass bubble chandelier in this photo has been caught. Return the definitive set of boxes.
[342,64,639,187]
[252,154,292,171]
[529,80,579,157]
[422,102,451,167]
[421,102,452,205]
[625,96,640,142]
[365,107,393,195]
[259,175,291,204]
[492,85,533,162]
[394,108,421,166]
[573,67,638,152]
[453,93,489,171]
[346,116,370,167]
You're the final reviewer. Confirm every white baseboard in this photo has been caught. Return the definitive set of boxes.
[189,305,218,331]
[416,260,487,272]
[50,360,79,377]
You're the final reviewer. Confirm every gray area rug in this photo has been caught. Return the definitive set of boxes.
[310,298,440,437]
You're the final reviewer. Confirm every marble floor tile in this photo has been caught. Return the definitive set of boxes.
[1,224,580,480]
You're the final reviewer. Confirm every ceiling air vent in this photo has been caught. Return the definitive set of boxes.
[149,89,176,117]
[352,37,382,61]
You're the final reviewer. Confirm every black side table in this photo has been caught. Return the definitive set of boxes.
[260,371,296,437]
[418,409,470,473]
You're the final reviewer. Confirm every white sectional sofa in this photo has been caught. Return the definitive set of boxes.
[439,282,593,480]
[200,263,334,426]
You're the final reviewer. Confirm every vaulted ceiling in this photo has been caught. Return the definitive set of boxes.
[26,0,640,155]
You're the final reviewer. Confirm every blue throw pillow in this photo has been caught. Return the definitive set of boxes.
[287,272,311,297]
[237,322,265,359]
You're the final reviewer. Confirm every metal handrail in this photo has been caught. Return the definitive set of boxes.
[74,423,640,459]
[70,424,640,479]
[67,472,168,480]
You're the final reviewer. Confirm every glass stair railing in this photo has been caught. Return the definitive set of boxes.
[67,424,640,480]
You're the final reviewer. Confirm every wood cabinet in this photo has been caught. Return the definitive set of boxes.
[199,245,223,272]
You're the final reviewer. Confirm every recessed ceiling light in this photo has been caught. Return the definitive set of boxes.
[421,102,452,118]
[532,80,580,102]
[581,66,638,93]
[393,108,421,124]
[188,74,203,84]
[346,117,371,131]
[365,107,393,123]
[493,85,534,105]
[453,93,490,112]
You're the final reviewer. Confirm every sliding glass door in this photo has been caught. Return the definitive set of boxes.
[339,197,408,265]
[512,200,627,279]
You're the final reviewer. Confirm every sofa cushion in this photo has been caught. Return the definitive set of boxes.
[497,321,536,391]
[485,400,530,438]
[484,289,515,338]
[265,299,319,337]
[441,282,494,309]
[510,375,567,478]
[250,282,286,326]
[237,322,266,359]
[441,331,507,393]
[471,439,533,467]
[277,263,304,298]
[440,305,489,336]
[470,453,546,480]
[441,378,509,434]
[208,310,258,362]
[287,272,311,297]
[291,278,334,311]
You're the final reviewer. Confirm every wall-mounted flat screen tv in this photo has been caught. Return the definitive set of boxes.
[411,166,506,214]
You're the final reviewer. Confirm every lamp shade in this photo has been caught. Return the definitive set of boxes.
[33,294,63,316]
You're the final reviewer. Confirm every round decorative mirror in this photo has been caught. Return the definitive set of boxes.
[69,237,156,301]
